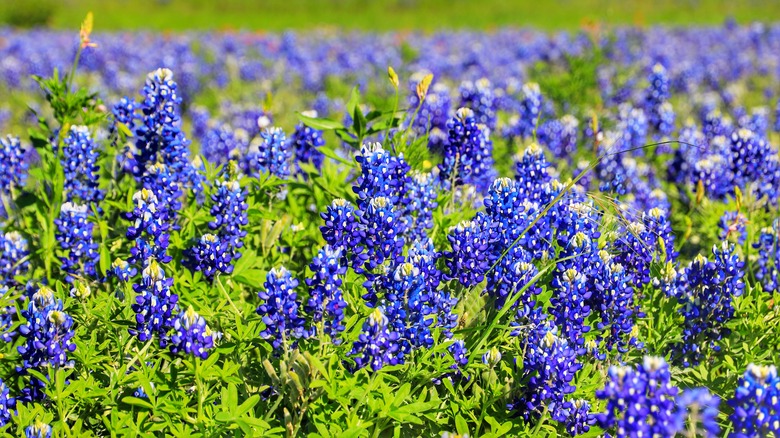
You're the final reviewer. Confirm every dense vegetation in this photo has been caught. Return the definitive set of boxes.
[0,14,780,437]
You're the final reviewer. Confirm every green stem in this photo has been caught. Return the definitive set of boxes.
[195,357,204,421]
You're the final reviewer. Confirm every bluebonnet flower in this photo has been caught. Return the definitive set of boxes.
[292,110,326,173]
[672,243,745,366]
[613,220,655,286]
[208,174,249,259]
[728,128,773,189]
[719,210,748,244]
[443,213,495,287]
[595,356,680,438]
[561,399,595,436]
[509,325,581,426]
[513,143,552,201]
[512,82,543,139]
[183,234,234,280]
[0,230,30,287]
[319,198,360,252]
[645,64,671,133]
[305,245,348,340]
[201,125,248,166]
[348,307,402,371]
[18,286,76,371]
[110,96,137,137]
[169,306,218,359]
[257,267,309,350]
[676,388,720,438]
[403,171,437,239]
[412,82,451,137]
[591,257,643,355]
[24,421,52,438]
[438,108,496,193]
[655,101,676,139]
[109,257,136,282]
[446,339,469,379]
[728,364,780,437]
[126,189,171,265]
[61,125,102,204]
[354,197,405,272]
[0,378,14,426]
[754,222,780,293]
[617,104,648,149]
[134,68,194,179]
[130,259,178,345]
[549,268,591,350]
[55,202,99,282]
[0,135,26,197]
[0,286,15,342]
[482,346,502,367]
[245,127,292,179]
[459,78,496,130]
[353,142,411,208]
[141,162,183,225]
[538,115,578,160]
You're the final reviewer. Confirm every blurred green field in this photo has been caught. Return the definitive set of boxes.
[1,0,780,31]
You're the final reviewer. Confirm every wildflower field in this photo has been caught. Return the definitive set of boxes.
[3,10,780,437]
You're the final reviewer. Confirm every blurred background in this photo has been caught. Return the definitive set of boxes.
[1,0,779,31]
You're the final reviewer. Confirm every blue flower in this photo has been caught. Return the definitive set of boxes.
[61,125,102,205]
[353,142,411,208]
[591,257,644,355]
[169,306,218,359]
[513,144,552,203]
[719,210,749,244]
[208,174,249,260]
[538,115,579,160]
[18,286,76,384]
[257,267,309,350]
[561,399,595,436]
[595,356,680,438]
[0,230,30,287]
[754,222,780,293]
[305,245,348,340]
[354,197,405,272]
[109,257,137,282]
[319,198,360,252]
[0,286,15,342]
[183,234,234,280]
[292,110,326,173]
[509,324,581,426]
[403,171,438,239]
[24,421,52,438]
[245,127,292,179]
[130,259,178,346]
[109,96,137,137]
[443,213,496,287]
[438,108,496,193]
[676,388,720,438]
[0,378,14,426]
[201,124,248,166]
[0,134,26,197]
[504,82,542,139]
[55,202,99,283]
[728,364,780,437]
[348,307,403,372]
[459,78,496,130]
[549,268,591,350]
[672,243,745,367]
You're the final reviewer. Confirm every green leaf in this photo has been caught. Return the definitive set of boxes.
[456,414,469,436]
[297,112,343,131]
[121,396,154,410]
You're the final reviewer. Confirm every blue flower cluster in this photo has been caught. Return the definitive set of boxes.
[54,202,99,283]
[509,324,584,430]
[595,357,679,437]
[0,378,14,427]
[61,125,102,205]
[504,82,542,139]
[438,108,496,193]
[538,115,578,160]
[17,286,76,400]
[459,78,496,130]
[0,135,26,198]
[754,222,780,293]
[24,421,52,438]
[729,363,780,437]
[292,110,326,173]
[245,127,292,179]
[671,243,745,367]
[169,306,219,360]
[0,231,30,287]
[257,267,310,350]
[305,245,348,340]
